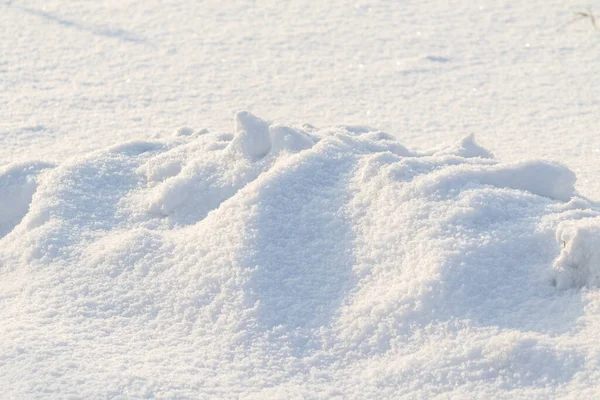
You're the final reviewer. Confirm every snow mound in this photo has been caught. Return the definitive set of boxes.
[1,112,599,398]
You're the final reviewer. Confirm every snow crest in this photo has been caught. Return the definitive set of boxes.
[1,112,599,398]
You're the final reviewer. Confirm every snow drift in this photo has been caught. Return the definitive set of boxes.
[1,112,600,399]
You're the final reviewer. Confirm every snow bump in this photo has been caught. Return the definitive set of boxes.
[553,217,600,289]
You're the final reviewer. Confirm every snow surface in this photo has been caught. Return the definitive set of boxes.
[2,0,600,198]
[3,0,600,398]
[2,111,600,398]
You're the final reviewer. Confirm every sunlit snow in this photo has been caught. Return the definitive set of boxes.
[1,112,600,398]
[2,0,600,398]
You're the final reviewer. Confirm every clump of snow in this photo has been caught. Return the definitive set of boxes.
[174,126,195,136]
[1,112,599,398]
[232,110,272,159]
[269,124,315,154]
[553,217,600,289]
[435,133,494,159]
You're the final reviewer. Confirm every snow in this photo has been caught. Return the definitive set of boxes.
[3,0,600,201]
[3,0,600,398]
[553,217,600,289]
[0,161,54,238]
[1,112,600,398]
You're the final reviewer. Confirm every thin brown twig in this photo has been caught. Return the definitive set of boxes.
[558,8,600,32]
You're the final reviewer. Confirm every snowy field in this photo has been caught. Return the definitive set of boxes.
[2,0,600,398]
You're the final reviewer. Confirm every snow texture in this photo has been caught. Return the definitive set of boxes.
[3,0,600,201]
[1,112,600,399]
[0,162,54,238]
[553,217,600,289]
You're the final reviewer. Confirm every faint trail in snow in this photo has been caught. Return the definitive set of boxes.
[6,3,150,45]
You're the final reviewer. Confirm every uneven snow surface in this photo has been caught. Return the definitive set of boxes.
[2,112,600,399]
[3,0,600,398]
[2,0,600,198]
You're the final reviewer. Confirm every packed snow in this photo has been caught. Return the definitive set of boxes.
[1,111,600,398]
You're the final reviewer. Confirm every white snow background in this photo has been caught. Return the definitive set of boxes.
[2,0,600,398]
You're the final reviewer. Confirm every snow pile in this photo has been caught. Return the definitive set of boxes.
[1,112,600,398]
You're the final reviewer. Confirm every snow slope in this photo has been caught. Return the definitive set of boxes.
[2,112,600,398]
